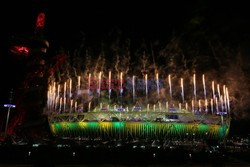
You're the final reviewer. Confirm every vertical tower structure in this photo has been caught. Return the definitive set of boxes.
[4,12,49,137]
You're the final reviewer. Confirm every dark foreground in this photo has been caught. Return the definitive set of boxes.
[0,142,249,167]
[0,164,250,167]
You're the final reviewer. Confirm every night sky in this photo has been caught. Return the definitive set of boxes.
[1,1,249,47]
[0,0,250,136]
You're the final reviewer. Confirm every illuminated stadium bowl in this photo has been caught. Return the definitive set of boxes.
[47,73,230,140]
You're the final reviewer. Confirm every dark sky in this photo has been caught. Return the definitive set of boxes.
[0,1,194,49]
[0,0,250,98]
[0,1,249,46]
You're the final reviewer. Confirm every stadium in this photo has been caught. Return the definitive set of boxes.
[47,73,230,141]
